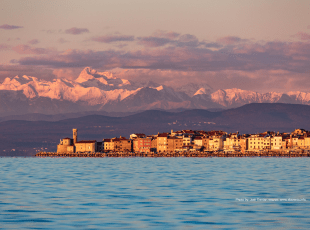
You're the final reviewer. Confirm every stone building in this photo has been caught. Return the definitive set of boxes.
[157,133,168,152]
[103,139,114,152]
[133,137,152,152]
[57,129,77,153]
[57,129,98,153]
[113,137,132,152]
[75,140,97,153]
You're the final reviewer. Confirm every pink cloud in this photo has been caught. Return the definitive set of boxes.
[12,45,50,55]
[0,65,55,82]
[0,24,23,30]
[91,35,135,43]
[28,39,39,45]
[12,37,310,81]
[177,34,200,47]
[0,44,10,51]
[137,36,173,47]
[137,33,201,48]
[5,37,310,93]
[152,30,180,39]
[7,38,20,41]
[52,68,81,80]
[57,38,69,44]
[295,32,310,40]
[217,36,243,45]
[65,27,89,35]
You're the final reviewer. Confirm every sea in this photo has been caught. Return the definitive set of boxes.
[0,157,309,229]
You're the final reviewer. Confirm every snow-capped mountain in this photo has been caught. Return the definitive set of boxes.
[176,83,214,97]
[0,67,310,115]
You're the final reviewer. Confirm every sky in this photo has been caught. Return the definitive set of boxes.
[1,0,310,93]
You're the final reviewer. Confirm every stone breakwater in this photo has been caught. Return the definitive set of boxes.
[35,150,310,157]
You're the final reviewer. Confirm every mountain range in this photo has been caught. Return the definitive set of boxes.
[1,103,310,156]
[0,67,310,115]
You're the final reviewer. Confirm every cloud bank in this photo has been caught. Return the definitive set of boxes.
[91,35,135,43]
[0,24,23,30]
[4,31,310,93]
[65,27,89,35]
[28,39,39,45]
[12,45,51,55]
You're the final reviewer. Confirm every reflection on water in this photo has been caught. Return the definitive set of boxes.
[0,157,309,229]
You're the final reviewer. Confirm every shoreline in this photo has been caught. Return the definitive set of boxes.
[35,151,310,158]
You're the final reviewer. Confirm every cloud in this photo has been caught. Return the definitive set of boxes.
[12,45,51,55]
[152,30,180,39]
[14,39,310,75]
[112,68,310,93]
[52,68,81,80]
[137,36,173,47]
[7,38,20,41]
[43,29,62,34]
[15,49,122,68]
[0,44,10,51]
[57,38,69,44]
[28,39,39,45]
[295,32,310,40]
[176,34,200,47]
[137,33,201,48]
[0,65,55,82]
[0,24,23,30]
[65,27,89,35]
[91,35,135,43]
[9,33,310,93]
[217,36,245,45]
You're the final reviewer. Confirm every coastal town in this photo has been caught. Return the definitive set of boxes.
[35,128,310,157]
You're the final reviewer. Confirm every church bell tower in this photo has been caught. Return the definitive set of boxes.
[73,128,78,144]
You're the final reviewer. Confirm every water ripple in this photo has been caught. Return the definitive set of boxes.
[0,157,309,229]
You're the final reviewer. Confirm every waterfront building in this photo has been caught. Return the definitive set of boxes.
[133,137,152,152]
[305,134,310,149]
[297,137,305,149]
[202,137,210,151]
[113,137,132,152]
[247,134,271,151]
[183,135,193,147]
[55,128,310,154]
[167,136,183,152]
[103,139,114,152]
[151,137,157,151]
[271,135,283,150]
[75,140,97,153]
[57,129,77,153]
[157,133,168,152]
[223,133,240,152]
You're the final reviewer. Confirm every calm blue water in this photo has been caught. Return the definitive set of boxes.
[0,157,309,229]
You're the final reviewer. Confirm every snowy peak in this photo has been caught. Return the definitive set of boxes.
[75,67,97,83]
[0,68,140,104]
[75,67,114,83]
[210,88,292,107]
[0,67,310,114]
[177,83,214,97]
[287,91,310,102]
[75,67,133,90]
[194,88,209,96]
